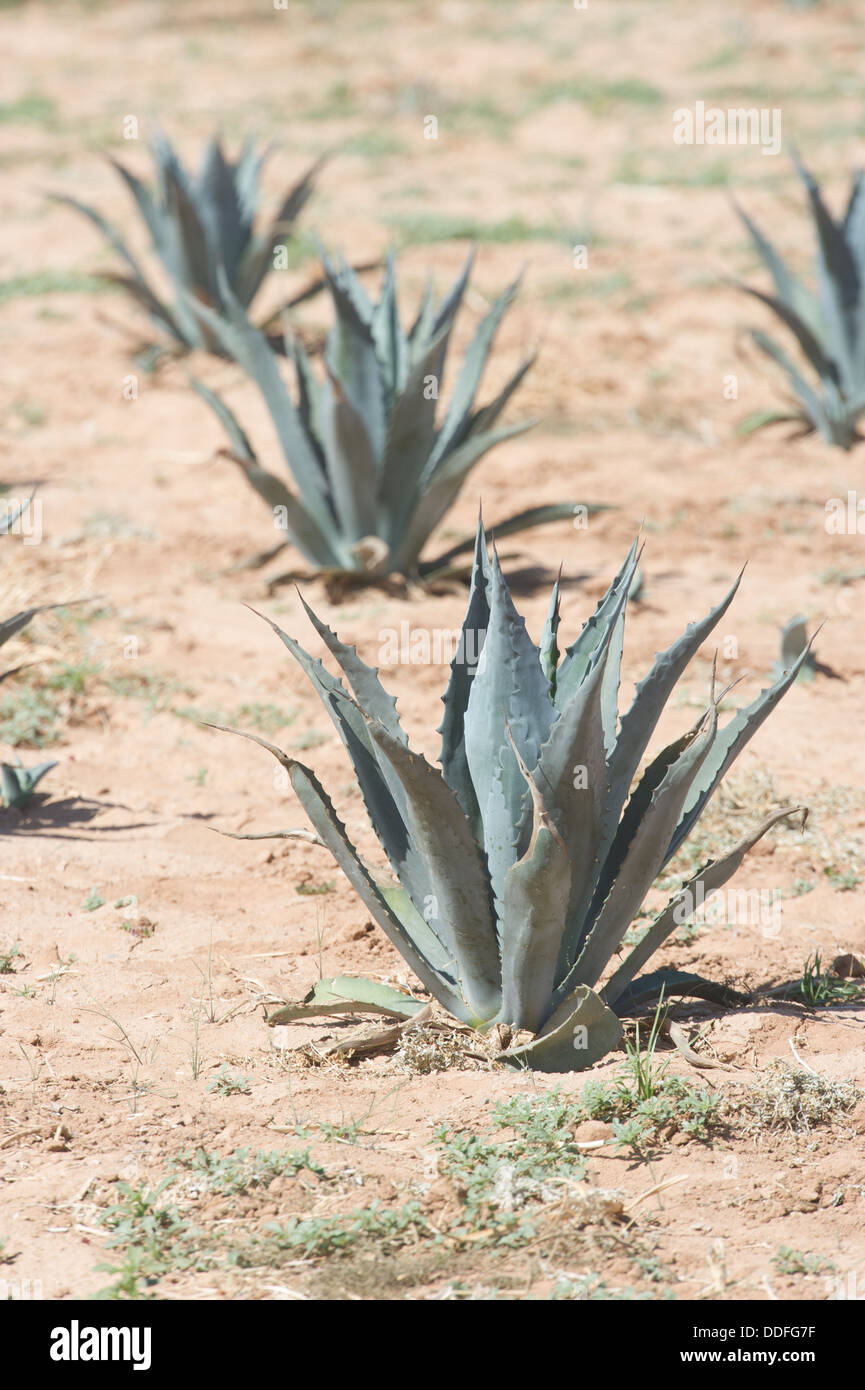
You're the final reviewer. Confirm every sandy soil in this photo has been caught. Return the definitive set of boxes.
[0,0,864,1301]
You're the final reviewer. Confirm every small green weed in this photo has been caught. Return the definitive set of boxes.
[0,687,61,747]
[206,1066,252,1097]
[295,878,335,896]
[580,1074,721,1150]
[173,702,296,735]
[773,1247,836,1276]
[230,1202,429,1266]
[95,1181,209,1299]
[796,951,865,1006]
[173,1147,328,1197]
[0,272,112,304]
[0,943,23,974]
[824,866,861,892]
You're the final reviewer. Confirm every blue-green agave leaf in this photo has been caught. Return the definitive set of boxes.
[608,567,743,815]
[430,247,477,338]
[319,247,387,460]
[48,190,183,338]
[793,153,859,391]
[733,280,839,389]
[539,576,561,691]
[188,277,342,548]
[464,544,555,910]
[733,196,818,332]
[190,377,340,567]
[419,503,599,578]
[371,249,409,401]
[603,805,806,1008]
[1,759,58,809]
[319,371,380,543]
[531,628,617,984]
[296,593,407,747]
[499,741,572,1032]
[214,725,469,1020]
[666,641,814,862]
[379,317,456,539]
[750,328,835,440]
[386,418,534,575]
[437,518,491,834]
[499,984,622,1073]
[268,974,427,1024]
[423,272,524,479]
[566,706,718,992]
[363,716,502,1024]
[554,541,640,710]
[255,610,448,941]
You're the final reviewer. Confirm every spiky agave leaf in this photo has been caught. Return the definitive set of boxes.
[267,975,427,1025]
[217,521,807,1070]
[732,156,865,448]
[1,758,58,810]
[190,250,587,578]
[51,131,322,357]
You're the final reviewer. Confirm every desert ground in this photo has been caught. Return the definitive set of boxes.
[0,0,864,1302]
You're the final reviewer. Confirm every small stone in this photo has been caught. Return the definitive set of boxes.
[573,1120,615,1144]
[832,953,865,979]
[847,1101,865,1134]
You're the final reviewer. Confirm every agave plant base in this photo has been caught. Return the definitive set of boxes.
[265,972,622,1072]
[237,503,611,600]
[498,985,623,1072]
[261,961,780,1073]
[265,559,422,604]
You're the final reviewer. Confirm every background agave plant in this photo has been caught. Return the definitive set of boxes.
[1,499,61,809]
[772,615,840,684]
[215,522,808,1072]
[190,248,586,583]
[52,131,322,360]
[733,155,865,448]
[1,497,43,685]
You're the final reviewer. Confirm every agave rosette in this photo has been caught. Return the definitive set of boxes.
[0,499,60,809]
[53,131,322,356]
[733,154,865,448]
[217,524,807,1071]
[190,248,586,580]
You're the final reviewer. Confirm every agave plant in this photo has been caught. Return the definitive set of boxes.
[772,615,839,683]
[189,248,585,582]
[1,525,52,809]
[733,155,865,448]
[52,131,322,358]
[214,523,808,1071]
[1,497,81,811]
[1,497,43,685]
[1,755,57,811]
